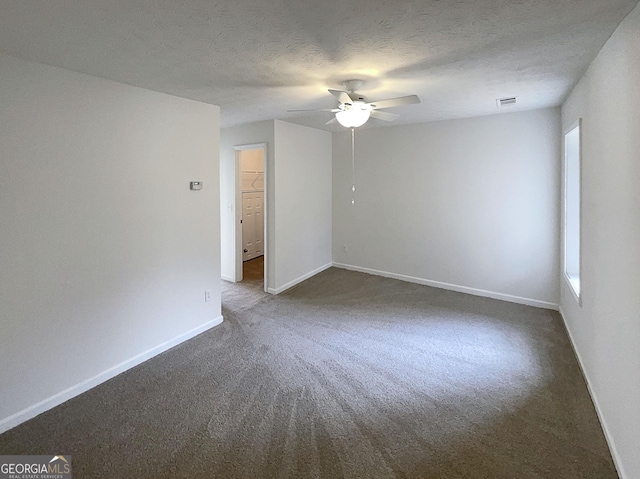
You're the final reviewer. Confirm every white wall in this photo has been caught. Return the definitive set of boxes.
[240,149,265,174]
[560,4,640,478]
[272,120,333,293]
[220,121,274,283]
[333,109,560,308]
[0,54,222,431]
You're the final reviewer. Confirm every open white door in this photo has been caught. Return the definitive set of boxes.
[233,144,268,291]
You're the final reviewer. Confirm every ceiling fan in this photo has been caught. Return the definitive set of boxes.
[290,79,421,128]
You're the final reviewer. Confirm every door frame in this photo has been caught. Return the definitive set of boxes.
[233,143,268,292]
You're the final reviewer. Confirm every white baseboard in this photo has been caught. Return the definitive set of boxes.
[0,315,224,434]
[221,274,234,282]
[332,262,559,310]
[267,262,333,295]
[558,307,627,479]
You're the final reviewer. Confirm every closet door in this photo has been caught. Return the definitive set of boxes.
[242,191,263,261]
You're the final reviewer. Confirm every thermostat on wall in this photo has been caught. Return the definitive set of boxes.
[190,181,203,190]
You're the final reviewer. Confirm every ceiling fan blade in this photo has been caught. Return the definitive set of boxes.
[288,108,340,112]
[370,110,400,122]
[325,117,337,125]
[328,89,352,104]
[369,95,420,110]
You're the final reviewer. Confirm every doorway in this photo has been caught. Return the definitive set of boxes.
[234,144,267,291]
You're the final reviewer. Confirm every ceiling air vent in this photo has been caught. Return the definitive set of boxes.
[496,97,517,108]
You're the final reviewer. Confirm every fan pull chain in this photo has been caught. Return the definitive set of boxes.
[351,127,356,205]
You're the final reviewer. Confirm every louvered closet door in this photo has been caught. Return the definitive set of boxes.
[242,191,264,261]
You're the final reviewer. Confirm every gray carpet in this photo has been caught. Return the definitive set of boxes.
[0,267,617,478]
[243,255,264,282]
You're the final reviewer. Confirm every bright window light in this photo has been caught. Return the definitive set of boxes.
[564,120,581,300]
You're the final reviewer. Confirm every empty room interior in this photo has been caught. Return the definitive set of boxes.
[1,1,639,478]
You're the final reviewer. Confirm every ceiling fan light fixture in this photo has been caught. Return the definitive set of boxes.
[335,109,370,128]
[289,80,419,128]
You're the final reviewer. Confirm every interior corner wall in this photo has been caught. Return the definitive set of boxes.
[332,108,561,307]
[272,120,332,293]
[559,4,640,478]
[0,54,222,431]
[220,120,275,284]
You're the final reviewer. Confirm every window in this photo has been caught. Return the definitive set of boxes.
[564,120,581,300]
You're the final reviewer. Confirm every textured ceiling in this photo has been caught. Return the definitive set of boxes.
[0,0,638,130]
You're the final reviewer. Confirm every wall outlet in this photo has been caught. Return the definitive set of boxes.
[204,290,213,302]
